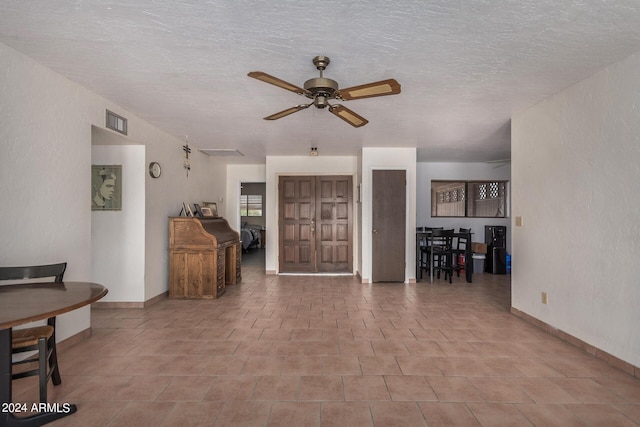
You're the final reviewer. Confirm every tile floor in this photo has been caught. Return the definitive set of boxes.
[12,253,640,426]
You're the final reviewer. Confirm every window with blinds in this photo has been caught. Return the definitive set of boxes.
[240,194,263,217]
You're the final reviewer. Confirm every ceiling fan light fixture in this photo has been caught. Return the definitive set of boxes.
[314,95,329,109]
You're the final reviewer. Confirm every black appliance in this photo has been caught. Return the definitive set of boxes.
[485,226,507,274]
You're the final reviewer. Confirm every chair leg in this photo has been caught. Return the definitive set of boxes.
[38,337,48,403]
[48,318,62,385]
[48,336,61,386]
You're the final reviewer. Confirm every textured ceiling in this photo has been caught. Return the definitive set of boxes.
[2,1,640,164]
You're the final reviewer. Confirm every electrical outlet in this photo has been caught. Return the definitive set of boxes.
[541,292,548,304]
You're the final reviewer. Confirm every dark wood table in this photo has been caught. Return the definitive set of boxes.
[0,281,107,426]
[416,231,473,283]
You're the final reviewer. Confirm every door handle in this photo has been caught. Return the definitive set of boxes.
[373,229,378,234]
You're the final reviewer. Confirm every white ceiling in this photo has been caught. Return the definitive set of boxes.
[2,1,640,164]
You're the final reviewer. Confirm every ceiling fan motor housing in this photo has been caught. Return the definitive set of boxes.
[304,77,338,108]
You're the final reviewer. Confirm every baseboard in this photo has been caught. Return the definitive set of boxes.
[91,291,168,309]
[266,270,277,275]
[57,328,91,353]
[511,307,640,379]
[144,291,168,307]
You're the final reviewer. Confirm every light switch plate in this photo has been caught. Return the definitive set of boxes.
[515,216,523,227]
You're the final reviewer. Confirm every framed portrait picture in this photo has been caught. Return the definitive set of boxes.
[201,207,213,217]
[201,201,218,218]
[91,165,122,210]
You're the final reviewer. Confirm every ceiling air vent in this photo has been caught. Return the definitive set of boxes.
[106,110,127,135]
[198,149,244,157]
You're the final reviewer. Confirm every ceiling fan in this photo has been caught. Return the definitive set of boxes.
[248,56,401,128]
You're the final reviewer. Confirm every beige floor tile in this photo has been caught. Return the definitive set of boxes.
[252,375,299,401]
[298,376,344,401]
[343,375,390,401]
[418,402,481,426]
[267,402,320,427]
[466,402,534,426]
[370,401,427,426]
[385,375,437,401]
[320,402,373,427]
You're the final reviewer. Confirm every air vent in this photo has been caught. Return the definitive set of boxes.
[106,110,127,135]
[198,149,244,157]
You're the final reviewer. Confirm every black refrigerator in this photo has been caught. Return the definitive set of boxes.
[485,226,507,274]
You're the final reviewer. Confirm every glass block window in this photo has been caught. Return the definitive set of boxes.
[432,180,508,218]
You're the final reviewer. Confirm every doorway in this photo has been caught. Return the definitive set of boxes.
[278,175,353,273]
[372,170,406,282]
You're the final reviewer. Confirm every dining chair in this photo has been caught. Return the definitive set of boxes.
[0,262,67,403]
[452,228,471,277]
[431,229,454,283]
[419,227,444,278]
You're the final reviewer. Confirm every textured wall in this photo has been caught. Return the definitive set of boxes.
[0,44,96,339]
[512,51,640,367]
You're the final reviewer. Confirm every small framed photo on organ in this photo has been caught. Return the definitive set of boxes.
[201,207,214,217]
[201,202,218,218]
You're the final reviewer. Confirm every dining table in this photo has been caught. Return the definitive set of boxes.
[416,230,473,283]
[0,281,108,427]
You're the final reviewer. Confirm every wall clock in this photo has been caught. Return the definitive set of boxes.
[148,162,161,178]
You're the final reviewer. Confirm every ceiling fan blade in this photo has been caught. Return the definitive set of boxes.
[337,79,401,101]
[248,71,310,96]
[329,104,369,128]
[264,104,311,121]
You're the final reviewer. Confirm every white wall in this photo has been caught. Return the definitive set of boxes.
[91,145,146,302]
[1,43,96,340]
[417,162,511,251]
[0,40,227,348]
[361,147,417,283]
[512,51,640,367]
[265,156,358,274]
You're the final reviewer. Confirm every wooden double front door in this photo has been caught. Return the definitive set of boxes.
[279,176,353,273]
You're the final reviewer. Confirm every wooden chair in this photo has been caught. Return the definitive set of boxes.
[0,263,67,403]
[431,229,454,283]
[419,227,443,277]
[452,228,471,277]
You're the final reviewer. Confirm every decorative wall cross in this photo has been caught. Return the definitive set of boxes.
[183,137,191,177]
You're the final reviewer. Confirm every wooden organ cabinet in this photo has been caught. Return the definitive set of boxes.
[169,217,241,299]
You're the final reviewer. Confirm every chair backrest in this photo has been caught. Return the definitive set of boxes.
[431,229,454,248]
[0,263,67,282]
[456,228,471,250]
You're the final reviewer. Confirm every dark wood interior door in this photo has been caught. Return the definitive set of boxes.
[316,176,352,273]
[372,170,406,282]
[279,175,353,273]
[279,176,316,272]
